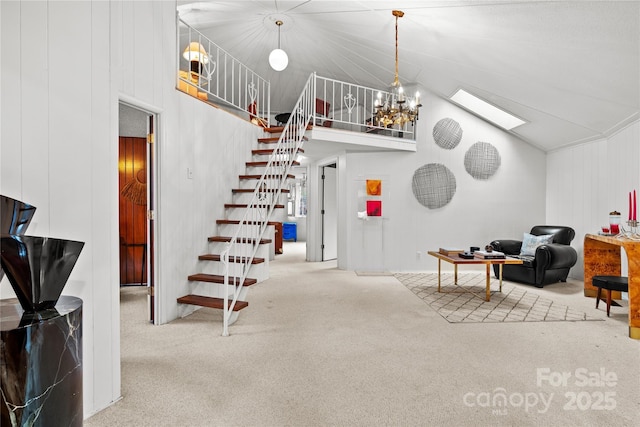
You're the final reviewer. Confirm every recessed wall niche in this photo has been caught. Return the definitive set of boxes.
[433,118,463,149]
[464,141,501,180]
[411,163,456,209]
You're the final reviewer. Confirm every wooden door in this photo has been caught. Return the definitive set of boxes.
[119,137,147,285]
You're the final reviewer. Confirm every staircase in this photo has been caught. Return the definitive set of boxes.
[177,74,315,336]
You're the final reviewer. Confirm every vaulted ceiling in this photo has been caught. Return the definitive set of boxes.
[177,1,640,152]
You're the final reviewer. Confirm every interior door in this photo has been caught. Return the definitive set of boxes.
[118,137,147,286]
[322,164,337,260]
[118,102,156,324]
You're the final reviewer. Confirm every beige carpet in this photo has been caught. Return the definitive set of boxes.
[395,272,603,323]
[85,242,640,427]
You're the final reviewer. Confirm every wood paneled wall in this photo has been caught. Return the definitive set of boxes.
[119,137,147,285]
[546,121,640,280]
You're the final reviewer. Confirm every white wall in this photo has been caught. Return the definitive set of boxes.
[546,120,640,279]
[339,92,548,272]
[1,0,263,418]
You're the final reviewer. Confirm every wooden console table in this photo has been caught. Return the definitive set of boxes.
[583,234,640,339]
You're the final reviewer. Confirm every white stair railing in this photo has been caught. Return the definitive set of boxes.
[314,74,417,139]
[177,15,270,126]
[220,74,315,336]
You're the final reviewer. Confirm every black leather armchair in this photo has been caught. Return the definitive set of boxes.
[490,225,578,288]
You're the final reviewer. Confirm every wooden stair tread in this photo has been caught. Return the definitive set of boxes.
[199,254,265,264]
[225,203,285,209]
[246,161,300,167]
[177,295,249,311]
[187,273,258,286]
[262,124,312,134]
[239,174,294,180]
[232,188,289,193]
[217,219,280,226]
[257,136,281,142]
[208,236,272,244]
[252,148,304,155]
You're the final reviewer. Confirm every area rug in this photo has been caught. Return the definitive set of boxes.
[394,273,602,323]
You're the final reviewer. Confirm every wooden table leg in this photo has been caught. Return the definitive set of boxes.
[499,264,503,292]
[454,264,458,285]
[437,259,442,292]
[485,264,491,301]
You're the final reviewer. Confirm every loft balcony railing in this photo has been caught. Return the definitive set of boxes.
[177,15,270,126]
[312,74,418,140]
[177,16,417,140]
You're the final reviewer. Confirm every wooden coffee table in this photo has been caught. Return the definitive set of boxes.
[428,251,524,301]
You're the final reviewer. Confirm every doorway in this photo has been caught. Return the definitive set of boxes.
[321,163,337,261]
[118,102,157,323]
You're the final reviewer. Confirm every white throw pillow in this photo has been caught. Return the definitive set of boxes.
[520,233,554,256]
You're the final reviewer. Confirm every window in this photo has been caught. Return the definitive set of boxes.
[287,174,307,217]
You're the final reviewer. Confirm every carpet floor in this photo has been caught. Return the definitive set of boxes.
[84,242,640,427]
[395,272,603,323]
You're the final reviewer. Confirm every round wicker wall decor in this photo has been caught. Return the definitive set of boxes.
[464,141,501,180]
[433,118,463,150]
[412,163,457,209]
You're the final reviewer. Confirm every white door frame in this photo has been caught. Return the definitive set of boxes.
[321,163,337,261]
[118,96,161,325]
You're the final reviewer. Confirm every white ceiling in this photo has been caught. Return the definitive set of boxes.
[177,0,640,152]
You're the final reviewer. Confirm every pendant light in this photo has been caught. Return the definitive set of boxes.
[374,10,422,128]
[269,20,288,71]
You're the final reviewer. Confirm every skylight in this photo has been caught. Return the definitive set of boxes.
[450,89,526,130]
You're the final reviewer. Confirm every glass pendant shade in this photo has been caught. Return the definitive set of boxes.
[269,48,288,71]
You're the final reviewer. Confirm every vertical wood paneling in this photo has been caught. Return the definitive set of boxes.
[20,1,50,235]
[133,1,154,100]
[1,0,189,417]
[121,0,135,95]
[118,137,147,285]
[0,1,23,211]
[48,1,92,242]
[89,0,115,412]
[547,121,640,280]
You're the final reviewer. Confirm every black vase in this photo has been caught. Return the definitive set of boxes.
[0,195,36,282]
[0,234,84,312]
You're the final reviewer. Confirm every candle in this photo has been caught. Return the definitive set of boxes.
[634,190,637,221]
[630,192,632,220]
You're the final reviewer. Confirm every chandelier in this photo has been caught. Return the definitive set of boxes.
[374,10,421,128]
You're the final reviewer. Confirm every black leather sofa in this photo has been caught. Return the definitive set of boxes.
[489,225,578,288]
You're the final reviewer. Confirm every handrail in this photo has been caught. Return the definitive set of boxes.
[313,74,417,139]
[220,74,315,336]
[177,15,270,126]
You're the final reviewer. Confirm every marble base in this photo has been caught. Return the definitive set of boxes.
[1,296,82,426]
